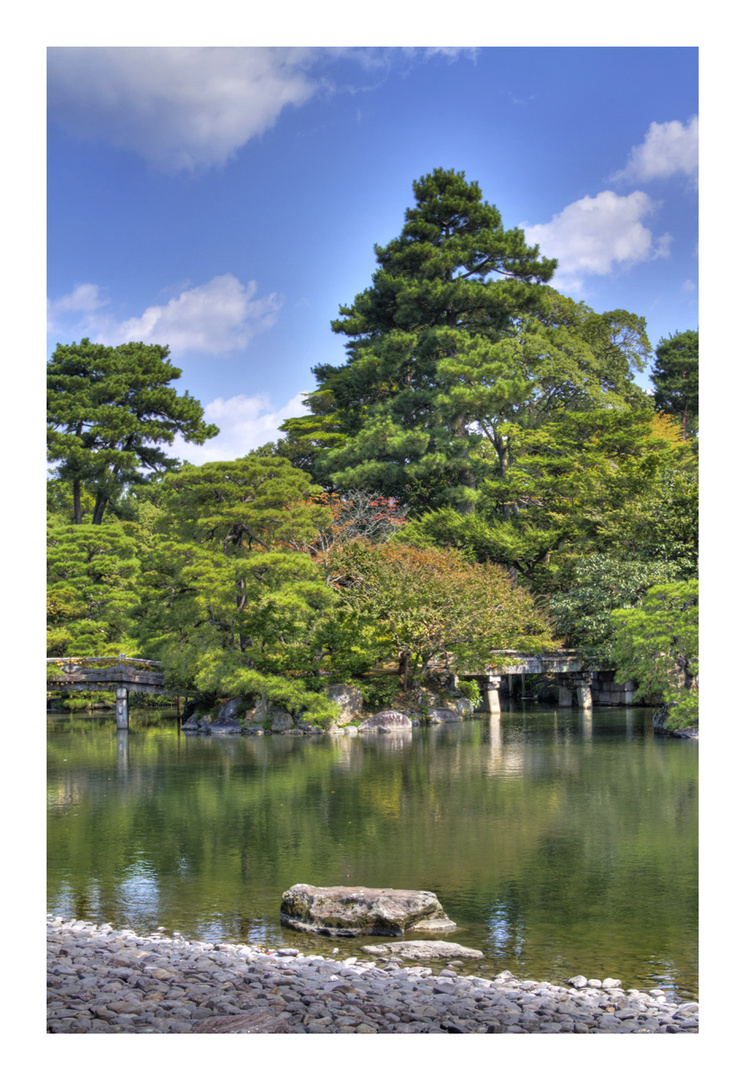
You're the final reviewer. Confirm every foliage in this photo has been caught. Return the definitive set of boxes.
[47,338,218,525]
[609,582,699,729]
[547,553,681,662]
[651,329,698,440]
[311,168,557,512]
[300,489,408,559]
[455,678,482,705]
[324,540,556,687]
[134,457,342,726]
[354,672,400,712]
[396,406,696,595]
[296,171,653,516]
[276,387,350,482]
[47,521,143,656]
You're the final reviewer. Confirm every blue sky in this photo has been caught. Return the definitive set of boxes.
[47,46,698,465]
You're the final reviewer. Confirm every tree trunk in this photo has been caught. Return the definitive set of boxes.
[453,415,475,516]
[73,478,82,525]
[92,491,109,525]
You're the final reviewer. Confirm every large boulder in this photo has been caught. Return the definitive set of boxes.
[358,711,413,733]
[326,683,365,724]
[427,708,461,724]
[215,697,246,722]
[280,884,457,938]
[360,940,483,961]
[182,696,247,734]
[246,700,296,732]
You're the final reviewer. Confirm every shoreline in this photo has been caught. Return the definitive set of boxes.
[47,916,699,1034]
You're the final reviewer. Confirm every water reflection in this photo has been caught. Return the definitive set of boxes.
[359,730,414,751]
[47,707,698,998]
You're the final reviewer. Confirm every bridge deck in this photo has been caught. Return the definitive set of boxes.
[480,651,593,676]
[46,657,166,712]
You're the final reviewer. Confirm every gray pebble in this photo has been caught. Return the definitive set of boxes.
[46,916,698,1036]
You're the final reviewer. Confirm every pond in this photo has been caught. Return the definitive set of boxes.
[47,705,698,1000]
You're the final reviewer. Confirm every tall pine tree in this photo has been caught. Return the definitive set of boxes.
[311,168,557,514]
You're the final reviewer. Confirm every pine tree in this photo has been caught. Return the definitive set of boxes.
[312,168,557,514]
[651,329,698,439]
[135,457,341,725]
[47,338,219,524]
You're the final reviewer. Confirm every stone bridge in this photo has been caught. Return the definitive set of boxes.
[46,656,166,729]
[467,651,634,712]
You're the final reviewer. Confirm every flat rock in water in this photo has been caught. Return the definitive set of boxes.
[280,884,456,937]
[358,711,412,732]
[428,708,461,724]
[360,940,484,960]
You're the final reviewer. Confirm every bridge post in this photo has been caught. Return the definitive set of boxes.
[576,676,593,710]
[484,675,501,714]
[557,680,573,707]
[115,686,129,730]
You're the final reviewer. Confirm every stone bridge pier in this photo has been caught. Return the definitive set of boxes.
[478,674,502,714]
[556,673,593,709]
[468,652,635,712]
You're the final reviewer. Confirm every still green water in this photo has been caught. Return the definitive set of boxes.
[47,706,698,1000]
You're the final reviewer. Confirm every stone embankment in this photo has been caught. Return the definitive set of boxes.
[47,916,699,1034]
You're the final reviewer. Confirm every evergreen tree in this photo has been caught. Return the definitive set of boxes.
[47,338,219,525]
[312,168,557,513]
[135,457,341,725]
[651,329,698,439]
[47,521,143,656]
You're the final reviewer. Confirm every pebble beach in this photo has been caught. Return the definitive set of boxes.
[47,916,699,1034]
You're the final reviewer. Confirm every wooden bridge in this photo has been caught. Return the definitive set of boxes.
[46,656,167,729]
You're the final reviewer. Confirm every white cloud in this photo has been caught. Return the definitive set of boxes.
[170,392,311,465]
[47,47,321,172]
[523,190,670,292]
[47,282,108,331]
[47,47,477,173]
[116,275,282,353]
[613,117,698,184]
[48,274,282,354]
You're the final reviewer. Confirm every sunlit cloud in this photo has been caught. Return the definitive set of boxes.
[612,117,698,185]
[47,274,282,354]
[523,190,671,292]
[47,47,320,172]
[47,47,478,173]
[170,392,311,465]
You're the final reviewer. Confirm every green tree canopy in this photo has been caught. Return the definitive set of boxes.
[47,339,219,525]
[324,540,556,688]
[298,171,654,521]
[651,329,698,440]
[47,521,143,656]
[311,168,557,513]
[396,406,695,591]
[135,457,343,725]
[609,581,699,730]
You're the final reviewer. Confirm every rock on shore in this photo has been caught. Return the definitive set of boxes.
[47,916,699,1034]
